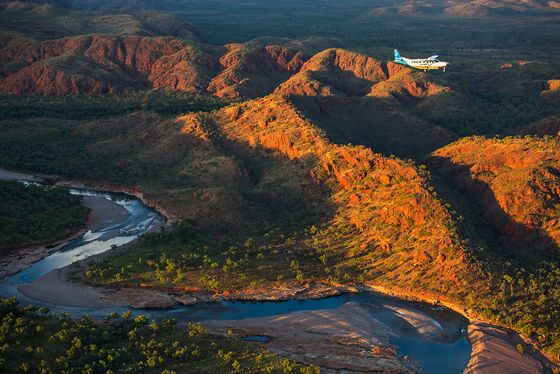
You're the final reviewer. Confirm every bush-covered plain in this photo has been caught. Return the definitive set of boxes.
[84,221,355,292]
[0,297,319,374]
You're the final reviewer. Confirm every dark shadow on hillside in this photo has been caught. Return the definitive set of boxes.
[0,112,337,239]
[179,116,338,237]
[290,95,456,161]
[427,155,559,264]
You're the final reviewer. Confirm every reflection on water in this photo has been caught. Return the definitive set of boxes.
[0,188,471,373]
[0,188,161,294]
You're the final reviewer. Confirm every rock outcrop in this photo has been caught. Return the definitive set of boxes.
[289,95,456,160]
[0,35,309,97]
[0,35,217,95]
[207,43,309,98]
[1,37,463,105]
[542,79,560,96]
[272,48,465,135]
[429,136,560,258]
[178,95,474,297]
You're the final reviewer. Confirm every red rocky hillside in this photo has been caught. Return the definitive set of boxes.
[0,35,309,97]
[429,136,560,259]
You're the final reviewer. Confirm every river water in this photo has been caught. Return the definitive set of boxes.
[0,188,471,373]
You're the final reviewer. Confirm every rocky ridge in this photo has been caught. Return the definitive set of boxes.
[0,35,309,97]
[178,94,475,297]
[429,136,560,258]
[1,35,463,105]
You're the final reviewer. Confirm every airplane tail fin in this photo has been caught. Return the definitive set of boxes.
[394,49,401,61]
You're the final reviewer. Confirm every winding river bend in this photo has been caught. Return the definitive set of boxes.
[0,187,471,373]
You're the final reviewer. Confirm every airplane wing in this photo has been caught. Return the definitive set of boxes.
[427,55,439,60]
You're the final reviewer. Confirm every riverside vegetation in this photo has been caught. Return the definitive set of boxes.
[0,297,318,373]
[0,180,89,251]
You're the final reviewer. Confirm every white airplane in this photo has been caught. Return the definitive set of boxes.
[393,49,449,72]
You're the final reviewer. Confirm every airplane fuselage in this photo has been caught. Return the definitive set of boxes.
[393,50,449,72]
[396,57,449,71]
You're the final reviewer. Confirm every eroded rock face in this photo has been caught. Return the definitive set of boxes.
[0,35,309,97]
[429,136,560,258]
[301,49,388,82]
[444,3,498,18]
[516,115,560,137]
[289,95,456,160]
[1,36,458,102]
[1,64,111,95]
[0,35,217,95]
[218,44,307,73]
[208,43,309,98]
[220,282,359,301]
[543,79,560,95]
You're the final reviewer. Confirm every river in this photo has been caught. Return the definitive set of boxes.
[0,186,471,373]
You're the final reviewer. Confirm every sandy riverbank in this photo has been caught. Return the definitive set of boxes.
[363,284,556,373]
[0,166,175,222]
[0,196,130,282]
[0,168,131,282]
[18,263,117,308]
[17,234,166,309]
[207,302,419,373]
[465,322,545,373]
[17,203,165,308]
[84,195,131,231]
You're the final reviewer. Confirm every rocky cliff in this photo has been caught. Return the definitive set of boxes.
[0,35,309,97]
[429,136,560,259]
